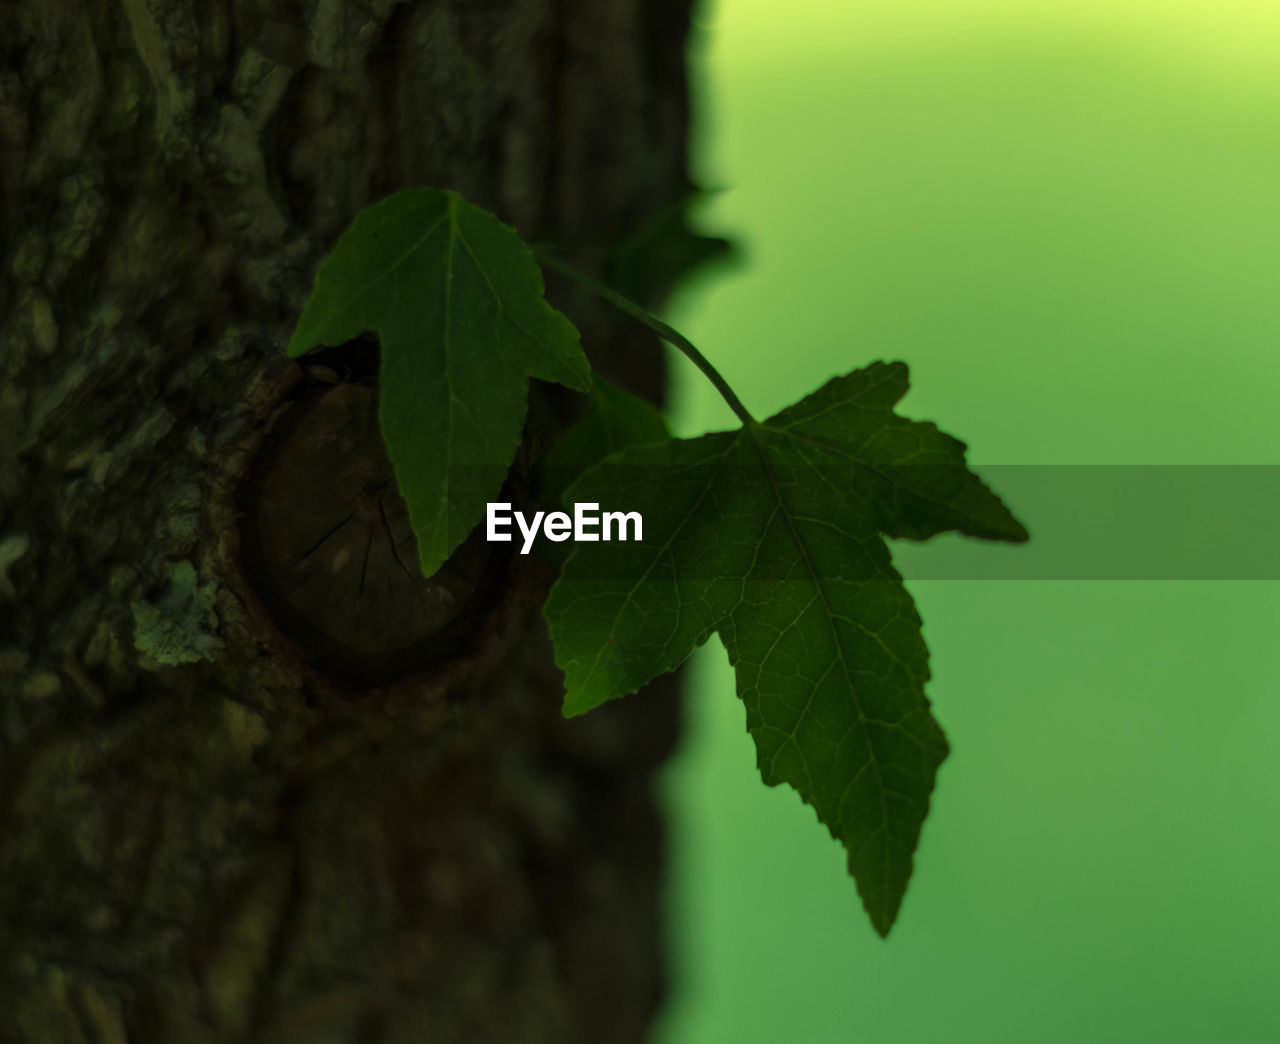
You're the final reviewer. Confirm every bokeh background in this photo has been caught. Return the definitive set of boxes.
[653,2,1280,1041]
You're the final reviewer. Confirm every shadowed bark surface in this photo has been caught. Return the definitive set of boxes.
[0,1,697,1040]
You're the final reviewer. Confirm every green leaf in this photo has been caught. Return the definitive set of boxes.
[543,361,1027,935]
[537,378,669,548]
[543,375,670,496]
[288,188,590,576]
[606,187,736,308]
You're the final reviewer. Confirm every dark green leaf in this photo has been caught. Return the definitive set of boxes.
[543,361,1027,935]
[542,375,669,503]
[288,188,590,575]
[607,188,736,307]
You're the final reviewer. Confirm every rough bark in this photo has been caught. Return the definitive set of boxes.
[0,2,695,1040]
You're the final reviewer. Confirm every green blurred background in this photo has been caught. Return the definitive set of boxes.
[653,2,1280,1040]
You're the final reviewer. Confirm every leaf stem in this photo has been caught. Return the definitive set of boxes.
[536,250,757,426]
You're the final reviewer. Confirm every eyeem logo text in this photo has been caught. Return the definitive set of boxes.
[486,502,643,554]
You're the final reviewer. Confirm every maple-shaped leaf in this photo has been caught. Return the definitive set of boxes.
[543,361,1027,935]
[288,188,590,576]
[541,374,670,505]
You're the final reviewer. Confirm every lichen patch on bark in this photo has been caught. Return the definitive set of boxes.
[130,559,221,666]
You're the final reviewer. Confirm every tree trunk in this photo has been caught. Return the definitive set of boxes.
[0,2,694,1040]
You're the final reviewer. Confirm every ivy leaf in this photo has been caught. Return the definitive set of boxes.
[287,188,590,576]
[543,361,1027,935]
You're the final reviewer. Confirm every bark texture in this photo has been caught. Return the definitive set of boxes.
[0,1,696,1040]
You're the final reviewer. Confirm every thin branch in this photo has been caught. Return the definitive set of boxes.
[535,249,757,427]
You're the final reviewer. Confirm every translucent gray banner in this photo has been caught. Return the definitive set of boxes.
[890,465,1280,579]
[473,464,1280,580]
